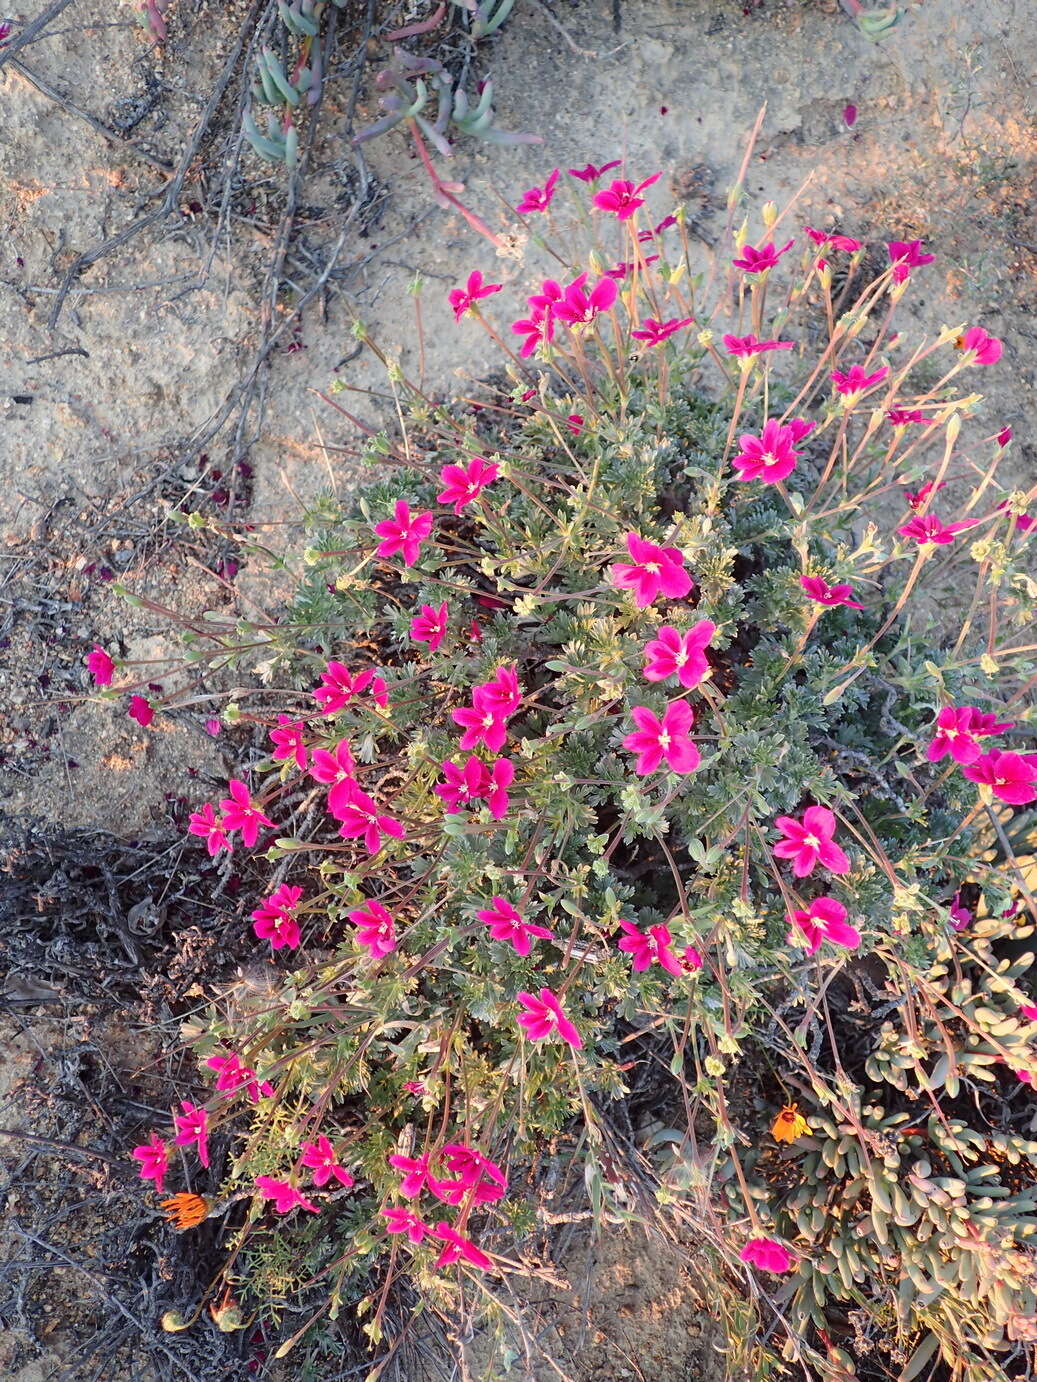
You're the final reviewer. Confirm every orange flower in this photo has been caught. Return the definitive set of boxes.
[771,1103,809,1144]
[160,1193,210,1230]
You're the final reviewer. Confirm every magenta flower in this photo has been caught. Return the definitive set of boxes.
[623,700,700,775]
[638,213,678,241]
[188,803,231,857]
[374,500,434,566]
[887,408,929,427]
[927,706,1014,765]
[128,695,154,727]
[681,945,703,972]
[252,883,304,951]
[516,988,582,1050]
[800,576,863,610]
[437,455,499,513]
[388,1153,441,1198]
[552,274,618,328]
[452,696,509,753]
[831,364,889,400]
[479,665,522,717]
[516,169,559,214]
[732,418,802,483]
[567,414,585,436]
[568,159,622,183]
[997,426,1013,447]
[898,513,978,546]
[335,786,405,854]
[172,1101,209,1168]
[435,1175,504,1207]
[903,479,946,509]
[617,919,683,976]
[270,715,308,769]
[948,892,972,931]
[218,779,272,848]
[435,755,513,818]
[301,1136,354,1188]
[592,172,661,220]
[740,1237,795,1274]
[887,238,934,283]
[1021,1005,1037,1022]
[410,601,449,653]
[132,1133,168,1194]
[477,897,553,956]
[611,532,693,608]
[642,620,715,689]
[606,255,659,279]
[310,739,357,816]
[631,316,694,347]
[723,333,795,358]
[383,1206,431,1243]
[788,896,860,955]
[732,239,794,274]
[254,1176,319,1215]
[773,806,850,877]
[843,102,857,127]
[206,1052,274,1102]
[448,270,502,323]
[961,751,1037,806]
[510,304,553,357]
[440,1143,507,1190]
[349,899,397,956]
[956,326,1002,365]
[432,1221,492,1270]
[804,226,862,253]
[313,661,374,715]
[86,644,115,687]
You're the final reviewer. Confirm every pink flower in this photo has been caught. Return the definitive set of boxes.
[732,239,794,273]
[188,803,231,856]
[567,414,584,435]
[773,806,850,877]
[349,899,396,957]
[898,514,978,546]
[948,892,972,931]
[336,786,405,854]
[842,103,857,128]
[788,896,860,955]
[804,226,861,253]
[997,426,1013,447]
[128,695,154,727]
[86,644,115,686]
[432,1221,492,1270]
[254,1176,319,1215]
[606,255,659,279]
[956,326,1002,365]
[173,1101,209,1168]
[639,213,678,241]
[800,576,863,610]
[480,665,522,717]
[388,1153,441,1199]
[732,418,802,483]
[961,751,1037,806]
[219,779,273,848]
[623,700,700,775]
[383,1206,430,1242]
[440,1144,507,1190]
[313,662,374,715]
[680,945,703,972]
[207,1052,274,1102]
[437,456,499,513]
[410,601,449,653]
[270,715,308,769]
[510,304,553,357]
[310,739,357,816]
[887,408,929,427]
[477,897,553,957]
[723,333,794,358]
[617,920,683,976]
[452,697,509,753]
[448,271,502,323]
[831,364,889,399]
[132,1133,168,1194]
[435,755,513,818]
[568,159,622,183]
[631,317,694,346]
[927,706,1014,765]
[300,1136,354,1188]
[516,169,559,214]
[252,884,304,951]
[740,1237,796,1274]
[516,988,582,1050]
[642,620,715,689]
[903,479,946,509]
[374,500,434,566]
[592,172,661,220]
[1021,1005,1037,1022]
[611,532,693,608]
[403,1080,426,1095]
[552,274,618,328]
[887,239,934,283]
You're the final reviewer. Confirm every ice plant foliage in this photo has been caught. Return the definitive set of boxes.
[116,156,1036,1377]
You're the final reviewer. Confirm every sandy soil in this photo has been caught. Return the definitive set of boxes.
[2,0,1036,1377]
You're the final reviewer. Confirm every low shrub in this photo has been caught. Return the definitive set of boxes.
[95,154,1037,1378]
